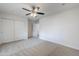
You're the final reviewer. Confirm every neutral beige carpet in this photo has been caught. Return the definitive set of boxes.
[0,38,79,56]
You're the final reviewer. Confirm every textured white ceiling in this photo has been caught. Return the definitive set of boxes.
[0,3,79,19]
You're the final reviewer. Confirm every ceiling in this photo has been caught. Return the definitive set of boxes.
[0,3,79,20]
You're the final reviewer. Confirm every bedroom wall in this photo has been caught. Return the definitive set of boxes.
[0,16,28,44]
[39,7,79,50]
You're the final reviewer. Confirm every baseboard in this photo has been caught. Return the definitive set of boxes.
[39,36,79,51]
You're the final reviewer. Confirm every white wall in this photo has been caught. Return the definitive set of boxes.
[39,7,79,50]
[0,17,28,44]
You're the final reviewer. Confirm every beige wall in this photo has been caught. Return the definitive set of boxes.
[39,7,79,50]
[28,19,33,38]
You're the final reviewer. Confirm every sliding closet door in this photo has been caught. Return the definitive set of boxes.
[14,20,27,40]
[2,20,14,43]
[0,19,27,44]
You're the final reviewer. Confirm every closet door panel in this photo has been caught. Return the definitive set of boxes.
[2,20,14,43]
[15,21,27,40]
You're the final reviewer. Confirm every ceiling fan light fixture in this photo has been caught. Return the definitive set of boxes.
[34,8,38,12]
[22,6,45,17]
[30,13,37,17]
[34,7,40,12]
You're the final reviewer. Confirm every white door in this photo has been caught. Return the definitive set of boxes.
[33,20,39,38]
[2,20,14,43]
[14,20,27,40]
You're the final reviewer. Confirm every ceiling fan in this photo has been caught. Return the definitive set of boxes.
[22,6,45,17]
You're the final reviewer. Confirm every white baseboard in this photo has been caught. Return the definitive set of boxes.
[39,35,79,50]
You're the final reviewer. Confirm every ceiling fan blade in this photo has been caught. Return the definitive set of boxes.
[22,8,31,12]
[26,13,31,16]
[37,12,45,15]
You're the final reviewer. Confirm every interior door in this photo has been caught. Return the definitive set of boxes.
[33,20,39,38]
